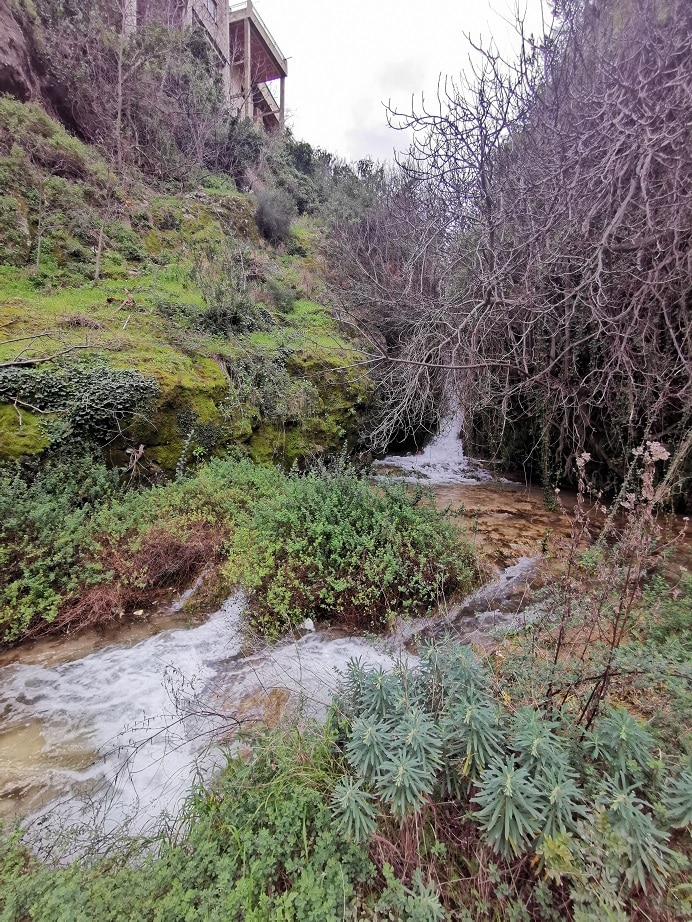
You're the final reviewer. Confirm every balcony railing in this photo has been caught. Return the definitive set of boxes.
[256,81,279,114]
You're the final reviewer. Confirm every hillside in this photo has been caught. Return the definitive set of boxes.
[0,98,370,471]
[0,2,689,921]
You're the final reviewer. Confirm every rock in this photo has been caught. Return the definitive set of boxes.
[302,617,315,632]
[0,0,42,102]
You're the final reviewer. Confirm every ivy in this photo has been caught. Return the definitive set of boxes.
[0,361,159,442]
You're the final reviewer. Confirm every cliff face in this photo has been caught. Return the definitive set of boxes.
[0,1,43,102]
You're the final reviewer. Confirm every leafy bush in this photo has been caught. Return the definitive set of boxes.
[225,353,319,426]
[226,461,478,634]
[0,457,468,643]
[0,458,118,640]
[0,457,277,642]
[191,244,272,334]
[255,187,297,244]
[330,644,690,917]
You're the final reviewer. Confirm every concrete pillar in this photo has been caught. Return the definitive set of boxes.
[279,76,285,130]
[243,10,252,119]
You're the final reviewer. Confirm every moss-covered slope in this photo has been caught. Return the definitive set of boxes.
[0,98,371,470]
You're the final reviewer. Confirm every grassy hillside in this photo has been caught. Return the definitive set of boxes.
[0,97,370,472]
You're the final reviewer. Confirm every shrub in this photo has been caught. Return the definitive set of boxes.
[330,643,688,916]
[255,187,297,244]
[0,457,278,643]
[225,460,478,635]
[191,243,272,334]
[0,458,118,640]
[47,521,224,635]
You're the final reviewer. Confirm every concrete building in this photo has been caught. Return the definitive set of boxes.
[125,0,287,131]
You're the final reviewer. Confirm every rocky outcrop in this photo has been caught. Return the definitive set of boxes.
[0,0,42,102]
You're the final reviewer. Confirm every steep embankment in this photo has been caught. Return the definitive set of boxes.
[0,98,370,472]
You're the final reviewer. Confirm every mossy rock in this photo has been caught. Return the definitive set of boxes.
[0,404,51,459]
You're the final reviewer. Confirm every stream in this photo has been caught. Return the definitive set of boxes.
[0,419,574,848]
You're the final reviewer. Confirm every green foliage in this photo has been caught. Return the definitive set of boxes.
[331,776,377,843]
[375,865,445,922]
[225,352,319,427]
[473,758,544,859]
[208,116,267,188]
[226,461,478,634]
[331,643,688,912]
[0,456,273,641]
[0,362,159,448]
[0,457,463,644]
[0,457,118,639]
[662,768,692,828]
[584,707,655,785]
[644,574,692,651]
[255,187,297,244]
[191,244,271,335]
[597,780,681,891]
[0,194,30,263]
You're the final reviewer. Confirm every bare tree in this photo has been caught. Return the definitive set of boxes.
[330,0,692,501]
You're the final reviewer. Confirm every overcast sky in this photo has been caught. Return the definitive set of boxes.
[253,0,547,162]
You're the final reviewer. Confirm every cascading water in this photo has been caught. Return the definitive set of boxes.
[0,597,398,843]
[375,409,495,485]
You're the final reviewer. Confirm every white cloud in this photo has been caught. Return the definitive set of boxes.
[254,0,546,161]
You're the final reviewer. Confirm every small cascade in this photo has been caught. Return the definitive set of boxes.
[0,597,397,841]
[375,409,494,485]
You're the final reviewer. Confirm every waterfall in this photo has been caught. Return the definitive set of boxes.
[376,408,492,484]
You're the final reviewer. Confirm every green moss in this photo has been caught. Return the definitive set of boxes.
[0,102,373,473]
[0,404,52,459]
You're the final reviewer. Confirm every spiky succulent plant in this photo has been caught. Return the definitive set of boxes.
[662,768,692,828]
[585,707,655,783]
[473,757,545,858]
[331,776,377,842]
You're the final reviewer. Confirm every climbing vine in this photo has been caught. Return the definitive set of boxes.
[0,361,159,442]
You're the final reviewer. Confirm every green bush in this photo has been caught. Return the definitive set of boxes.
[0,456,278,642]
[0,457,469,643]
[191,243,272,334]
[255,188,297,244]
[330,645,690,918]
[0,458,118,640]
[226,460,478,634]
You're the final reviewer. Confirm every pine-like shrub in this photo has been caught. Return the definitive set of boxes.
[330,641,688,911]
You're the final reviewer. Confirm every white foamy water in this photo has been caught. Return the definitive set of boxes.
[375,411,495,485]
[0,597,397,843]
